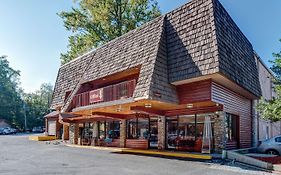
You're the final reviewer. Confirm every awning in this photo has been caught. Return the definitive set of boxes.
[44,111,59,118]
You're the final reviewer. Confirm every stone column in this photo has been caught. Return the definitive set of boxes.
[62,124,69,141]
[213,112,227,153]
[92,121,99,146]
[69,123,79,144]
[92,121,99,138]
[157,116,166,150]
[119,119,126,148]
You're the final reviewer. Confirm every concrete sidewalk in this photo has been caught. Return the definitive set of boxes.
[65,144,212,160]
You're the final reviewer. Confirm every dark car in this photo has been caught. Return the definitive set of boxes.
[0,128,4,135]
[32,126,44,133]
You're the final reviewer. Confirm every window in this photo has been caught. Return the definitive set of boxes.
[98,121,106,139]
[107,121,120,139]
[98,121,120,139]
[275,137,281,143]
[226,113,238,141]
[178,115,196,139]
[127,118,149,139]
[64,91,71,102]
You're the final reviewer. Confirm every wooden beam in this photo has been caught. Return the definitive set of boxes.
[130,106,164,116]
[164,105,223,116]
[92,112,133,119]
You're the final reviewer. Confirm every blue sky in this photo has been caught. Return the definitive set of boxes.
[0,0,280,93]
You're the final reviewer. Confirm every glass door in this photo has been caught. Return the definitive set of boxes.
[166,117,178,149]
[149,118,158,148]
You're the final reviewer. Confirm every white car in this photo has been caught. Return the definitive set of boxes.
[2,128,11,135]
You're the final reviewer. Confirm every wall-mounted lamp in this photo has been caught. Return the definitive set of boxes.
[144,103,152,108]
[116,105,122,112]
[186,104,193,108]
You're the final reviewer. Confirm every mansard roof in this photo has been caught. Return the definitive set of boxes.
[51,0,261,109]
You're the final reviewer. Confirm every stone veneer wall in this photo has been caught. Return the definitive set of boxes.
[157,116,166,150]
[69,123,79,144]
[213,112,226,153]
[120,119,126,148]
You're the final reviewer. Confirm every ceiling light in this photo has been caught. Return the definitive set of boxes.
[144,103,152,108]
[186,104,193,108]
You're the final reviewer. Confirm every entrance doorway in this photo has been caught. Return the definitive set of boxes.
[149,117,158,148]
[166,118,178,149]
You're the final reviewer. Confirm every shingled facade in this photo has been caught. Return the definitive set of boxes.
[47,0,262,153]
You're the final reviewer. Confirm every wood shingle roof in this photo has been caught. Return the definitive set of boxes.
[51,0,261,109]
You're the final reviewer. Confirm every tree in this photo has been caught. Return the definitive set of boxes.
[23,83,53,128]
[59,0,161,64]
[257,39,281,122]
[270,39,281,84]
[0,56,24,128]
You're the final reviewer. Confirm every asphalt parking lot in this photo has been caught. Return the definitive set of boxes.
[0,135,274,175]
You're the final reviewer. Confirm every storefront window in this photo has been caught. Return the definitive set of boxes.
[166,114,214,152]
[178,115,196,139]
[98,121,106,139]
[127,118,149,139]
[138,118,149,139]
[166,117,178,149]
[226,113,238,141]
[149,118,158,148]
[107,121,120,139]
[98,121,120,139]
[196,114,207,138]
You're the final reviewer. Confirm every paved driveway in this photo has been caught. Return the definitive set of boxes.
[0,135,274,175]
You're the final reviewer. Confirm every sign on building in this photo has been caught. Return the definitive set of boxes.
[89,88,103,103]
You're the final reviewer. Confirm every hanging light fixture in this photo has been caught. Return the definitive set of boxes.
[144,103,152,108]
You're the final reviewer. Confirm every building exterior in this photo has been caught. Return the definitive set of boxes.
[252,53,281,146]
[46,0,262,153]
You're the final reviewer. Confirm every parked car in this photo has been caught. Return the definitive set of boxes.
[257,135,281,155]
[0,128,4,135]
[1,127,18,135]
[2,127,12,135]
[32,126,44,133]
[9,128,18,134]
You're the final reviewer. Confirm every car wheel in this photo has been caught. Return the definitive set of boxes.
[266,149,279,155]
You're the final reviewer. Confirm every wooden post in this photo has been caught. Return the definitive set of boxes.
[63,124,69,140]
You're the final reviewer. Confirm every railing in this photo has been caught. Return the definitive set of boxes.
[72,79,136,108]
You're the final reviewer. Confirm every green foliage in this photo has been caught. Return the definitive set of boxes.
[258,39,281,122]
[59,0,161,65]
[270,39,281,84]
[23,83,53,128]
[0,55,24,128]
[257,97,281,122]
